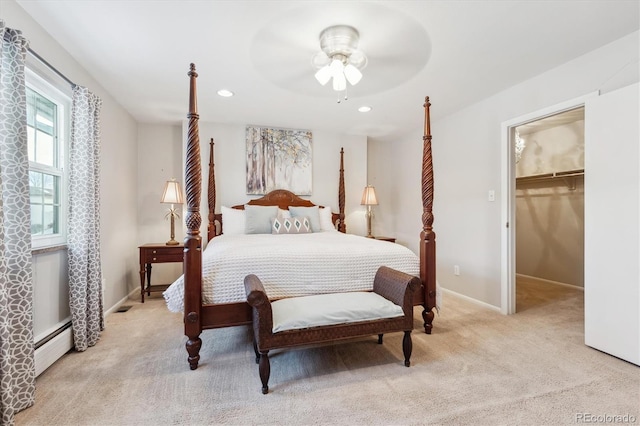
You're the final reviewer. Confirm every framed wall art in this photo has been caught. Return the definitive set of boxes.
[246,125,312,195]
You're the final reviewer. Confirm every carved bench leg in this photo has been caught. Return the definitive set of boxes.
[253,339,260,364]
[403,331,412,367]
[378,334,383,344]
[259,351,270,394]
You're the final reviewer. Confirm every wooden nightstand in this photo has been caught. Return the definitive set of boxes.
[374,236,396,243]
[139,243,184,302]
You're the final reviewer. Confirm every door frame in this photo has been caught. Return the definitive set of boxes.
[500,91,598,315]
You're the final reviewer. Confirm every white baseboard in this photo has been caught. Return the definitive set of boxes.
[441,288,502,313]
[35,327,73,377]
[35,289,138,377]
[516,273,584,291]
[104,288,138,316]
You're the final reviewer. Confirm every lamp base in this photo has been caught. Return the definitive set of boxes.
[365,207,374,239]
[166,213,179,245]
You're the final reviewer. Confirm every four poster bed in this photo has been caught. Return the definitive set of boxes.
[175,64,436,370]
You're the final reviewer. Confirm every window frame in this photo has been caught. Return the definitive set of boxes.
[25,67,71,249]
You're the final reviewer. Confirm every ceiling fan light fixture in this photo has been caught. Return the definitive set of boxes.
[343,64,362,85]
[314,65,332,85]
[332,70,347,91]
[329,58,344,75]
[312,25,367,95]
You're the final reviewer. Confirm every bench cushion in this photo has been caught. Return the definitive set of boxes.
[271,291,404,333]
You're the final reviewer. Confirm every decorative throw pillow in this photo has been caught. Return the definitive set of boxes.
[245,205,279,234]
[272,216,312,234]
[289,206,321,232]
[319,206,337,231]
[221,206,245,235]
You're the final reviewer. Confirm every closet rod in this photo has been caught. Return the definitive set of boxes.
[516,168,584,185]
[3,30,76,88]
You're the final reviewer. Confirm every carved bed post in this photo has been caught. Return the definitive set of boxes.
[338,147,346,233]
[208,138,216,241]
[184,63,203,369]
[420,96,437,334]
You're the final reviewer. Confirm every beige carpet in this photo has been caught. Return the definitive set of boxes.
[16,283,639,426]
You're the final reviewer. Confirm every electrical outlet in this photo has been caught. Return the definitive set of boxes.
[454,265,460,276]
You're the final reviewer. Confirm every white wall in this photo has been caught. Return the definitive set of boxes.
[137,124,184,287]
[188,122,368,240]
[368,134,423,248]
[137,124,184,244]
[5,0,139,311]
[100,98,138,306]
[369,31,639,307]
[367,137,399,240]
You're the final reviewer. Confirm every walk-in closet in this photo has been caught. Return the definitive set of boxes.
[514,108,585,312]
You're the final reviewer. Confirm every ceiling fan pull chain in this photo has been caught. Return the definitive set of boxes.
[337,86,349,103]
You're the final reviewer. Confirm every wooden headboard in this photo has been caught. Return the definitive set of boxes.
[233,189,315,210]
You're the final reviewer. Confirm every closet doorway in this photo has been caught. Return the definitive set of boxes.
[513,108,585,312]
[499,92,596,315]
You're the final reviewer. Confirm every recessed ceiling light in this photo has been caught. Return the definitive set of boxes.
[358,106,372,112]
[217,89,234,97]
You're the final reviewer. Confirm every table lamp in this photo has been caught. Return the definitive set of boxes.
[161,178,184,245]
[360,185,378,238]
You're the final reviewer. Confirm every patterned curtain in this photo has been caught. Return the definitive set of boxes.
[0,21,36,425]
[68,86,103,351]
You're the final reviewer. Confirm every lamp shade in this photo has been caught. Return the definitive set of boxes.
[314,65,332,86]
[360,185,378,206]
[332,71,347,91]
[343,64,362,85]
[161,179,184,204]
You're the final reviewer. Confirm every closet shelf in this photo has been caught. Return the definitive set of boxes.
[516,168,584,189]
[517,168,584,183]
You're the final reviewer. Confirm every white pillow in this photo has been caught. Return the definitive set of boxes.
[278,208,291,219]
[319,206,337,232]
[221,206,245,235]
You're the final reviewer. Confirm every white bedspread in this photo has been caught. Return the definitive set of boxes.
[163,232,420,313]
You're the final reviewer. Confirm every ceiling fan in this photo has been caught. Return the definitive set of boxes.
[311,25,368,93]
[249,2,431,100]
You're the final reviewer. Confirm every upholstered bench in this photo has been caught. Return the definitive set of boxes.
[244,266,420,394]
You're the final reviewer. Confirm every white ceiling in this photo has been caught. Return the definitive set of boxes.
[16,0,640,141]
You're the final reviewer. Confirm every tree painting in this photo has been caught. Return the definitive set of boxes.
[246,126,312,195]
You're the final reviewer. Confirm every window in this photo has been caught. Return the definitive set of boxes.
[26,68,71,248]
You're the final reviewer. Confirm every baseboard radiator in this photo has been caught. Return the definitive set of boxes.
[35,323,73,377]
